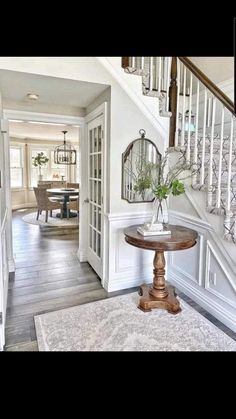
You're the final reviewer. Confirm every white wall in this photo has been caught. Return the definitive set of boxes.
[0,92,11,350]
[0,57,170,292]
[188,57,234,88]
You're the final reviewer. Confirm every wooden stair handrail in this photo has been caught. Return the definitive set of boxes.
[178,57,234,115]
[121,56,235,147]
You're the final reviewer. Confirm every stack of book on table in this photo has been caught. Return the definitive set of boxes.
[137,223,171,236]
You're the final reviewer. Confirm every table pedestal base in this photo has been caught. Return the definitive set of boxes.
[138,284,181,314]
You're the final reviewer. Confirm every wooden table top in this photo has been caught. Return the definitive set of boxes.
[124,224,198,252]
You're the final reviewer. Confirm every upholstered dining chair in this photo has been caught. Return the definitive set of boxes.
[66,182,79,201]
[33,187,63,222]
[66,196,79,219]
[66,182,79,189]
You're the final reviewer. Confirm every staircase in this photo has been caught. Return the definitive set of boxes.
[121,57,236,243]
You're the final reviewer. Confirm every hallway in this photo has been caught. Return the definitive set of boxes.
[5,209,107,351]
[5,210,236,351]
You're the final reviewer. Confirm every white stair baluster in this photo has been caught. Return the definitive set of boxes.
[181,66,186,146]
[226,115,234,212]
[149,57,154,92]
[165,57,171,114]
[192,80,199,185]
[207,97,216,209]
[186,73,193,162]
[175,58,181,147]
[200,88,208,186]
[216,106,224,209]
[158,57,162,93]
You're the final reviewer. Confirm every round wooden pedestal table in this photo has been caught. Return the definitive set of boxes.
[124,224,198,314]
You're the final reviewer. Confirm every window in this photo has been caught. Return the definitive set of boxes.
[10,147,24,188]
[30,147,70,187]
[50,151,67,181]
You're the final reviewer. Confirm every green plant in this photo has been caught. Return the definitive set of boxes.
[152,148,198,201]
[32,152,49,175]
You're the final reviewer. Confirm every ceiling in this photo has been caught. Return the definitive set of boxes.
[0,68,109,142]
[9,121,79,142]
[188,57,234,84]
[0,69,109,108]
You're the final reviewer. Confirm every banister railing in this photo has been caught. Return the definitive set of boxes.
[178,57,234,115]
[121,56,236,243]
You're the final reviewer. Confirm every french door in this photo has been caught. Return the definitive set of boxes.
[87,115,104,278]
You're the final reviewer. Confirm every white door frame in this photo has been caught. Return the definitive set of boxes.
[81,102,108,286]
[4,109,85,263]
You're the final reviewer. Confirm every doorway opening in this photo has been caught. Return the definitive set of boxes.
[0,68,110,350]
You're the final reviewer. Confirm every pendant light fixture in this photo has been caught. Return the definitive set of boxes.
[54,130,77,165]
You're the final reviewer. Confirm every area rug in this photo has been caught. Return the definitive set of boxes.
[22,211,79,229]
[34,293,236,351]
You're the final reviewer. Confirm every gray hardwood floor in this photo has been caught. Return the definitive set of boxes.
[4,208,236,351]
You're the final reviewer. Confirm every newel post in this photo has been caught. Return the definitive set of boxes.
[168,57,178,147]
[121,57,130,68]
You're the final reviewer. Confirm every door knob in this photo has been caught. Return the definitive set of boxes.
[84,198,89,203]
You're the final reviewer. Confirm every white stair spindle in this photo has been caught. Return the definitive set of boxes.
[149,57,154,91]
[207,98,212,127]
[207,97,216,208]
[158,57,162,93]
[181,66,186,146]
[186,73,193,162]
[216,106,225,209]
[175,58,181,147]
[192,80,199,184]
[165,57,171,113]
[226,115,234,212]
[141,57,144,70]
[131,57,135,69]
[200,88,208,186]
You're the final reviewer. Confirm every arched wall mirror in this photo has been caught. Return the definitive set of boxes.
[122,130,161,203]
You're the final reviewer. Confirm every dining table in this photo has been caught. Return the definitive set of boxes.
[47,188,79,218]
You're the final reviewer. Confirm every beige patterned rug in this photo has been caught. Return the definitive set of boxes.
[22,211,79,229]
[34,292,236,351]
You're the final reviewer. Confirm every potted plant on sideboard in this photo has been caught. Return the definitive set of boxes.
[32,152,49,181]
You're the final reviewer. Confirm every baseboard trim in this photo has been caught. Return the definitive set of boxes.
[12,203,36,210]
[169,270,236,332]
[106,273,152,292]
[8,258,15,273]
[78,249,87,262]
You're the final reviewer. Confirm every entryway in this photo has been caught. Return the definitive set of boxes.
[5,209,106,351]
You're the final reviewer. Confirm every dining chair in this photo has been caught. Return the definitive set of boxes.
[33,187,63,222]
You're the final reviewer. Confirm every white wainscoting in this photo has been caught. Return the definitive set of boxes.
[168,210,236,332]
[104,211,154,292]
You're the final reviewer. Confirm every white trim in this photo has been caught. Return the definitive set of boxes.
[184,188,236,274]
[169,233,204,286]
[77,248,87,262]
[85,103,106,123]
[205,240,236,297]
[198,235,204,287]
[12,203,36,210]
[169,270,236,332]
[105,211,153,222]
[169,209,214,231]
[4,109,84,126]
[97,57,169,141]
[0,209,8,235]
[8,258,15,273]
[185,187,212,223]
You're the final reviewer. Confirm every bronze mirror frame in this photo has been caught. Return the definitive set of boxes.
[121,129,161,203]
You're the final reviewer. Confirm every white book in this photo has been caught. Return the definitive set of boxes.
[137,226,171,236]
